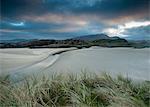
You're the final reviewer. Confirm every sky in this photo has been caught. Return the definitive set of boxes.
[0,0,150,40]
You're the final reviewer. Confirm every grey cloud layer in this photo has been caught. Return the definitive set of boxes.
[0,0,149,40]
[1,0,148,19]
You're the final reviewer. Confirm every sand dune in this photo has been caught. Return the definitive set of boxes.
[0,48,76,75]
[47,47,150,80]
[0,47,149,81]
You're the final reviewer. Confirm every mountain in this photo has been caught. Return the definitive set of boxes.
[0,34,130,48]
[1,34,149,48]
[128,40,150,48]
[72,34,119,41]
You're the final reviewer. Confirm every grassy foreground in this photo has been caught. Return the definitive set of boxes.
[0,73,149,107]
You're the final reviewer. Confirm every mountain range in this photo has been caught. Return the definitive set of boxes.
[0,34,149,48]
[73,34,120,41]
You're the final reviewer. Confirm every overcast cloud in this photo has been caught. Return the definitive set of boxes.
[0,0,149,40]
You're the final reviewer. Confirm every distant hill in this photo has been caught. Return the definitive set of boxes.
[72,34,121,41]
[128,40,150,48]
[0,34,149,48]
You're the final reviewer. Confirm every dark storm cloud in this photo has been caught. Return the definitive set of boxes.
[1,0,72,19]
[1,0,46,19]
[71,0,149,17]
[124,26,150,40]
[0,0,149,40]
[1,0,149,19]
[0,20,65,31]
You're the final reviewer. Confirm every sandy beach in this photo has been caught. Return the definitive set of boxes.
[0,47,149,81]
[0,48,76,74]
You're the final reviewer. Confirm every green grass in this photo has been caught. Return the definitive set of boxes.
[0,72,149,107]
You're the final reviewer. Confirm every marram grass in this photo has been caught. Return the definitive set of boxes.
[0,72,149,107]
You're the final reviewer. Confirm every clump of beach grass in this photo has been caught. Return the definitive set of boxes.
[0,72,149,107]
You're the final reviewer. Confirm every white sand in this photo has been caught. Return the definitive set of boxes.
[0,48,76,75]
[0,47,149,81]
[47,47,150,80]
